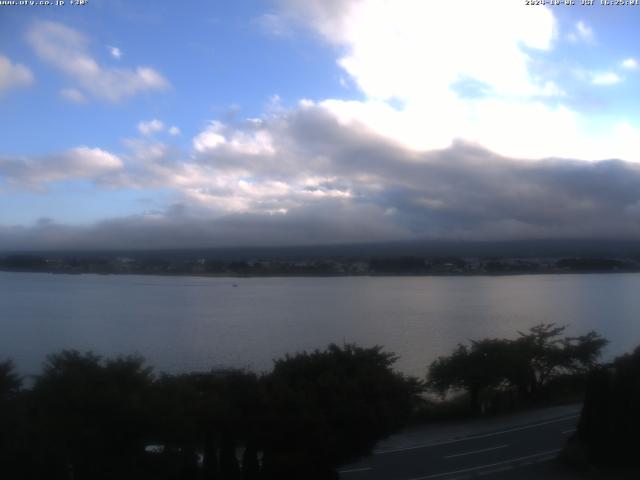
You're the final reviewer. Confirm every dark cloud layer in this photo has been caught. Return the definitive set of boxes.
[3,104,640,250]
[0,201,408,250]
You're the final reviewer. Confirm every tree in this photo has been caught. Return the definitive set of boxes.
[145,373,202,480]
[427,325,608,413]
[29,350,154,480]
[513,324,607,397]
[146,369,262,480]
[0,359,21,399]
[428,339,513,414]
[576,345,640,467]
[260,344,422,479]
[0,359,25,476]
[562,331,609,373]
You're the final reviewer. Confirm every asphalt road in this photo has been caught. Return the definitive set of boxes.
[338,412,580,480]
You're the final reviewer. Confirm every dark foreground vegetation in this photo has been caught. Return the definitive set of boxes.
[0,325,619,479]
[561,344,640,476]
[427,324,607,416]
[0,344,421,480]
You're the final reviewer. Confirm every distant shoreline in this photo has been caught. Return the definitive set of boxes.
[2,267,640,278]
[3,252,638,278]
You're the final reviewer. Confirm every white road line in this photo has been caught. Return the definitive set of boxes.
[444,444,508,459]
[338,466,372,474]
[374,415,579,454]
[477,465,513,476]
[405,449,561,480]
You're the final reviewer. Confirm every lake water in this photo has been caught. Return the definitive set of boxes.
[2,271,639,378]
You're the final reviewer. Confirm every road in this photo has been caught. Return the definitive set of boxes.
[339,406,581,480]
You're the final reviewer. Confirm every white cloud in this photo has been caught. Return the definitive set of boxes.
[0,55,34,94]
[107,45,122,59]
[274,0,578,157]
[193,121,275,155]
[120,139,169,165]
[138,119,165,136]
[271,1,640,161]
[8,106,640,248]
[6,103,640,247]
[180,101,640,220]
[591,72,622,86]
[60,87,86,103]
[622,58,638,70]
[256,13,291,36]
[27,21,169,102]
[285,0,556,100]
[6,1,640,248]
[168,126,181,136]
[0,147,123,187]
[568,20,594,43]
[193,121,227,152]
[64,147,123,175]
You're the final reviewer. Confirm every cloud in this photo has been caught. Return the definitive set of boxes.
[125,106,640,222]
[107,45,122,59]
[168,126,181,136]
[568,20,594,43]
[0,147,123,188]
[193,120,275,155]
[271,1,640,161]
[193,122,226,152]
[27,21,169,102]
[4,102,640,248]
[0,201,410,251]
[5,3,640,250]
[60,87,86,103]
[0,55,34,94]
[256,13,292,36]
[138,119,165,136]
[591,72,622,86]
[99,103,640,223]
[272,1,598,159]
[282,0,556,99]
[5,138,640,249]
[181,105,640,240]
[621,58,638,70]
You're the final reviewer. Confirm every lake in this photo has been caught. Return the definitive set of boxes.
[1,271,639,378]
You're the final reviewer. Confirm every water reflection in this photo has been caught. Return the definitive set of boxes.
[1,272,639,377]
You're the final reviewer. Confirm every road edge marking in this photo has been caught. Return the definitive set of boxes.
[444,444,508,459]
[338,466,373,474]
[374,414,579,454]
[405,449,561,480]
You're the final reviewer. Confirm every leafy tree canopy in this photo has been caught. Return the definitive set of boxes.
[427,324,607,413]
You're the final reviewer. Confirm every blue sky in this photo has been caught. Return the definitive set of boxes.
[1,0,640,249]
[0,1,348,153]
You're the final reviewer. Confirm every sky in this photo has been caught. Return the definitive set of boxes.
[1,0,640,250]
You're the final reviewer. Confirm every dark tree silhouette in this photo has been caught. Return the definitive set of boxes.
[576,345,640,469]
[0,359,21,396]
[260,344,422,479]
[428,339,513,413]
[0,359,25,475]
[513,324,607,397]
[146,369,262,480]
[427,324,607,413]
[29,350,154,480]
[1,344,422,479]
